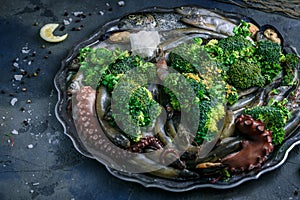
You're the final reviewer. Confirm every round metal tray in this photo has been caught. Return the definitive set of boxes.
[54,6,300,191]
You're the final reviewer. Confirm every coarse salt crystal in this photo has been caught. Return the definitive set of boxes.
[63,19,71,26]
[117,1,125,6]
[99,11,104,15]
[10,98,18,106]
[11,129,19,135]
[14,75,23,81]
[22,48,30,54]
[27,144,34,149]
[13,62,19,68]
[73,11,83,17]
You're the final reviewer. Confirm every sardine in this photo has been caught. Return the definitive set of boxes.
[176,6,241,24]
[181,14,236,36]
[118,12,188,31]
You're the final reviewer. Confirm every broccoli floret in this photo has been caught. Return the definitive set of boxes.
[101,54,149,92]
[129,86,162,127]
[168,52,196,73]
[256,40,282,83]
[218,35,253,54]
[78,47,129,88]
[233,20,251,38]
[168,38,209,74]
[281,53,299,86]
[244,100,290,145]
[164,73,209,111]
[225,84,239,105]
[164,73,225,144]
[112,83,161,142]
[226,60,265,90]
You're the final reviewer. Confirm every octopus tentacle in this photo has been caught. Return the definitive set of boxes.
[73,86,131,160]
[130,136,163,153]
[221,114,274,172]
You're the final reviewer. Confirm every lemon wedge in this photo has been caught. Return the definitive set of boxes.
[40,23,68,43]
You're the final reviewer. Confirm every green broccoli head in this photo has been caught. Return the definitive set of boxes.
[256,40,282,83]
[281,53,299,86]
[129,86,162,127]
[225,84,239,105]
[112,83,161,142]
[107,54,142,75]
[78,47,129,88]
[99,52,156,93]
[168,52,196,73]
[218,35,253,54]
[233,20,251,38]
[168,38,211,74]
[226,60,265,90]
[244,100,290,145]
[164,73,224,144]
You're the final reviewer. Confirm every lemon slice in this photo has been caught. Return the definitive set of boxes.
[40,23,68,43]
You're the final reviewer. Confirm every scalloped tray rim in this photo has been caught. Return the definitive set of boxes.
[54,6,300,191]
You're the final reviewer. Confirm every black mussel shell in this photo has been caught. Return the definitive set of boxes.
[256,24,284,47]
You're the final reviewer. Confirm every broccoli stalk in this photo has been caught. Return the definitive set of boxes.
[244,99,290,145]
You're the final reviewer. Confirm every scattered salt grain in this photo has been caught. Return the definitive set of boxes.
[32,182,40,186]
[10,98,18,106]
[21,47,30,54]
[73,11,83,17]
[13,62,19,68]
[14,75,23,81]
[27,144,34,149]
[11,129,19,135]
[99,11,104,15]
[117,1,125,7]
[106,2,110,6]
[63,18,73,26]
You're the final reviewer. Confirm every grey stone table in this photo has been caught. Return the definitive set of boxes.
[0,0,299,199]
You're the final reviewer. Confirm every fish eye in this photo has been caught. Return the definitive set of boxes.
[128,15,136,20]
[69,82,77,89]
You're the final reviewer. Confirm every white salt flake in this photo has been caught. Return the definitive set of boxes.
[63,19,71,26]
[32,182,40,186]
[10,98,18,106]
[73,11,83,17]
[13,62,19,68]
[11,129,19,135]
[99,11,104,15]
[27,144,34,149]
[27,60,32,66]
[14,74,23,81]
[117,1,125,6]
[106,2,110,6]
[22,47,30,54]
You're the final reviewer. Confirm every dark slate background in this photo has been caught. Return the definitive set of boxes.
[0,0,299,199]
